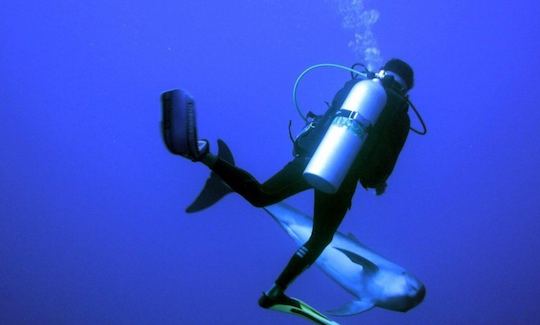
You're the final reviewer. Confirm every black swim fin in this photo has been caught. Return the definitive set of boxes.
[259,292,340,325]
[185,139,234,213]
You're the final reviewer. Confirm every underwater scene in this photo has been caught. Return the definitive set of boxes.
[2,0,540,324]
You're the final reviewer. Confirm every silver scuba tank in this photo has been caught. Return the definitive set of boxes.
[303,78,388,193]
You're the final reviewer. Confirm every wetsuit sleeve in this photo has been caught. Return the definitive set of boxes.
[356,93,411,191]
[369,109,411,187]
[383,110,410,179]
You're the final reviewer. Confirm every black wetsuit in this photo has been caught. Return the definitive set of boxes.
[210,77,410,291]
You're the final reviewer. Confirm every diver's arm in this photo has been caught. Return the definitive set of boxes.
[377,111,411,186]
[363,107,410,195]
[375,182,387,196]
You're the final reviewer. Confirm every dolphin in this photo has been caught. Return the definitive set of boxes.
[263,203,425,316]
[185,139,425,316]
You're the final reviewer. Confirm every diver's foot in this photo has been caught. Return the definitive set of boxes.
[258,292,340,325]
[161,89,209,161]
[258,291,297,310]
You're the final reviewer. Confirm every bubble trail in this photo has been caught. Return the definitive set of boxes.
[332,0,383,70]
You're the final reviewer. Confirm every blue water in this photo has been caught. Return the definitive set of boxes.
[2,1,540,324]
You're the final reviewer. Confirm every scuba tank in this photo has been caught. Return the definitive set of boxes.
[303,77,388,193]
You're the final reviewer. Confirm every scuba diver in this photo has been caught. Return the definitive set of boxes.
[161,58,423,320]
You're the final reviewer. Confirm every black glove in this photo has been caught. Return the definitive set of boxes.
[375,182,387,196]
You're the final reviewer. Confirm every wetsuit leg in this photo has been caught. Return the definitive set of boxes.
[210,157,311,207]
[274,177,358,291]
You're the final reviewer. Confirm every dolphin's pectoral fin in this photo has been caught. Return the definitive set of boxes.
[345,232,362,245]
[326,299,374,316]
[334,247,379,274]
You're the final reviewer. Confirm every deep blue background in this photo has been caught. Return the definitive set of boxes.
[2,1,540,324]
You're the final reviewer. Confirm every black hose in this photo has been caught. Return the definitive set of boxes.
[350,63,369,79]
[407,98,428,135]
[288,120,295,144]
[388,88,428,135]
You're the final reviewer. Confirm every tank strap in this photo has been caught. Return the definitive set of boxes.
[335,109,372,131]
[335,109,359,120]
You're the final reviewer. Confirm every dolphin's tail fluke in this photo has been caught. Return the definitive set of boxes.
[185,139,234,213]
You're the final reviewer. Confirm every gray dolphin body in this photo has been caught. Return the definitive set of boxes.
[263,203,426,316]
[185,140,425,316]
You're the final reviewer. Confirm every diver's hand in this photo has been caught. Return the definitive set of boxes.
[375,182,387,196]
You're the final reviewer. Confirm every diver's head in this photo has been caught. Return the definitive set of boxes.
[380,58,414,92]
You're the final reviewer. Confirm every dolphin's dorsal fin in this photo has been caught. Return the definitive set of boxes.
[346,232,362,244]
[335,247,379,273]
[326,298,374,316]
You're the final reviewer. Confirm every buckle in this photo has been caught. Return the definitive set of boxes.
[337,109,359,120]
[347,110,359,120]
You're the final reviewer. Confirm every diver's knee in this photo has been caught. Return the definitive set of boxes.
[248,194,275,208]
[317,239,333,255]
[322,237,334,248]
[312,232,335,244]
[251,199,269,208]
[248,192,280,208]
[303,237,333,261]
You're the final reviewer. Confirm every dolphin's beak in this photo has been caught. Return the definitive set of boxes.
[399,280,426,311]
[414,284,426,305]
